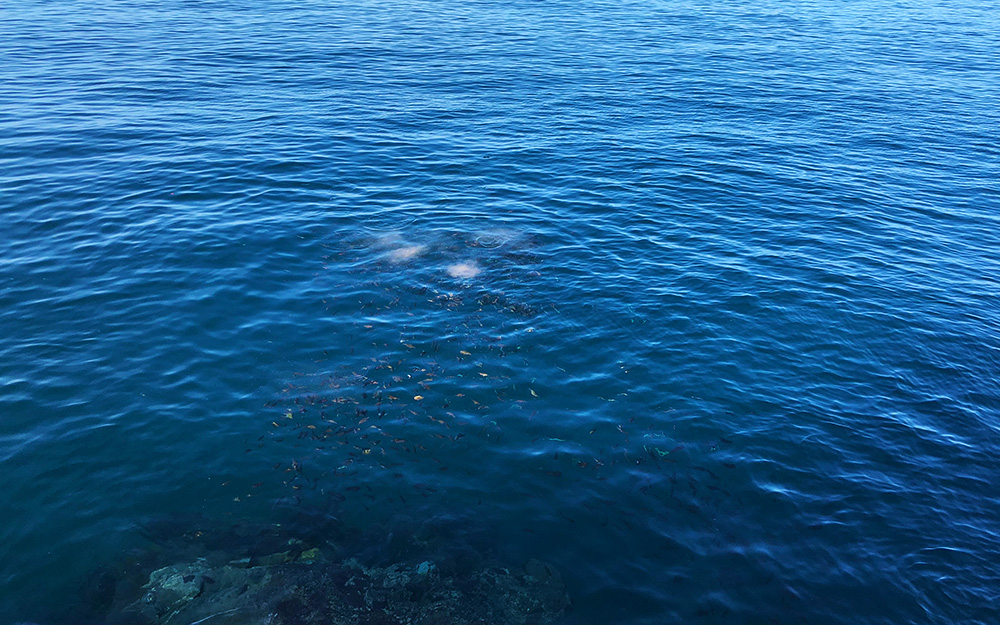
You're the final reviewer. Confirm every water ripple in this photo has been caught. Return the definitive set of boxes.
[3,0,1000,623]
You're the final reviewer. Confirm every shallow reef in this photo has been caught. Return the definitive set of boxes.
[75,514,570,625]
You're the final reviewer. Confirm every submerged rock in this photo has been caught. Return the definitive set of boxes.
[83,512,567,625]
[269,556,568,625]
[299,547,320,562]
[141,563,208,618]
[103,548,567,625]
[127,562,272,625]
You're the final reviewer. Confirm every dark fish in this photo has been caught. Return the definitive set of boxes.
[693,466,720,480]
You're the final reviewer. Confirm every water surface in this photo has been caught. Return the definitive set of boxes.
[2,0,999,623]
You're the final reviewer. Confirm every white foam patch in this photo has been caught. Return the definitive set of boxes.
[447,262,481,278]
[370,231,405,249]
[387,245,426,263]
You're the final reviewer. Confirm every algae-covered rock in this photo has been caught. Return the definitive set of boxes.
[268,556,568,625]
[248,550,293,567]
[415,560,435,577]
[123,562,276,625]
[108,551,569,625]
[141,563,208,618]
[298,547,320,562]
[470,561,570,625]
[96,517,569,625]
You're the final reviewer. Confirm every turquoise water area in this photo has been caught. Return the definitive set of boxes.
[2,0,999,623]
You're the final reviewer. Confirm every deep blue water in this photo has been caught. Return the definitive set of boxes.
[2,0,1000,623]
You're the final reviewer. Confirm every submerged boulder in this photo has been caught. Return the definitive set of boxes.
[122,562,275,625]
[141,563,208,618]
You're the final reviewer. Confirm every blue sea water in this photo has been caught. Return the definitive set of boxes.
[2,0,1000,622]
